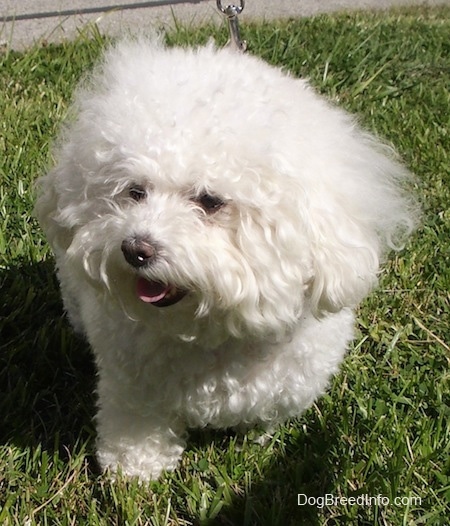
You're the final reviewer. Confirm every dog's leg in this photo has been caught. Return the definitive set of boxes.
[95,389,186,480]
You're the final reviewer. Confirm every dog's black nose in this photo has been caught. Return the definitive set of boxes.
[121,237,157,268]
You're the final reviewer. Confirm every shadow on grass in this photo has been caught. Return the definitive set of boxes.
[184,422,339,526]
[0,259,97,463]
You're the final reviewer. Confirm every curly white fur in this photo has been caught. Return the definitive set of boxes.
[35,38,417,480]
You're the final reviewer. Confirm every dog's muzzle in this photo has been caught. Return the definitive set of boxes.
[121,236,187,307]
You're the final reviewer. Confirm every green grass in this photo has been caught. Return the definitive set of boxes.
[1,6,449,525]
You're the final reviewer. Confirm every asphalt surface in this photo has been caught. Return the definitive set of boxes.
[1,0,449,49]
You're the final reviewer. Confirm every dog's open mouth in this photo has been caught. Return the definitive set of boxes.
[136,277,186,307]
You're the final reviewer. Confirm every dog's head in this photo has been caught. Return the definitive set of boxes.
[35,39,416,341]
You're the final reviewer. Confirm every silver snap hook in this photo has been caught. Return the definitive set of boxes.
[216,0,247,52]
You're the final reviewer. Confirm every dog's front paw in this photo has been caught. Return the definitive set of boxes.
[97,435,185,481]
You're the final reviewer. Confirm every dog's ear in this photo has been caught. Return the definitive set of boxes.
[294,121,419,314]
[307,201,381,313]
[34,167,74,255]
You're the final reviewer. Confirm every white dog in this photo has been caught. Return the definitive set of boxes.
[35,38,417,480]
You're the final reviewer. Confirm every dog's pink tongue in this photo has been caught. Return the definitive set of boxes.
[136,278,170,303]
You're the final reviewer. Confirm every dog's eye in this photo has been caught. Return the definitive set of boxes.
[129,185,146,202]
[197,193,225,214]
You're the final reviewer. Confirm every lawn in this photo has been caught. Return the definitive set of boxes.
[1,6,449,525]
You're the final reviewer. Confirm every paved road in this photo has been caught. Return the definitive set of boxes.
[1,0,449,49]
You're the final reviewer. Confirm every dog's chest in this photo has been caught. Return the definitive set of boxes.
[92,308,353,429]
[109,329,309,427]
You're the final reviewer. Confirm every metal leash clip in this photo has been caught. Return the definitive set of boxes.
[216,0,247,52]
